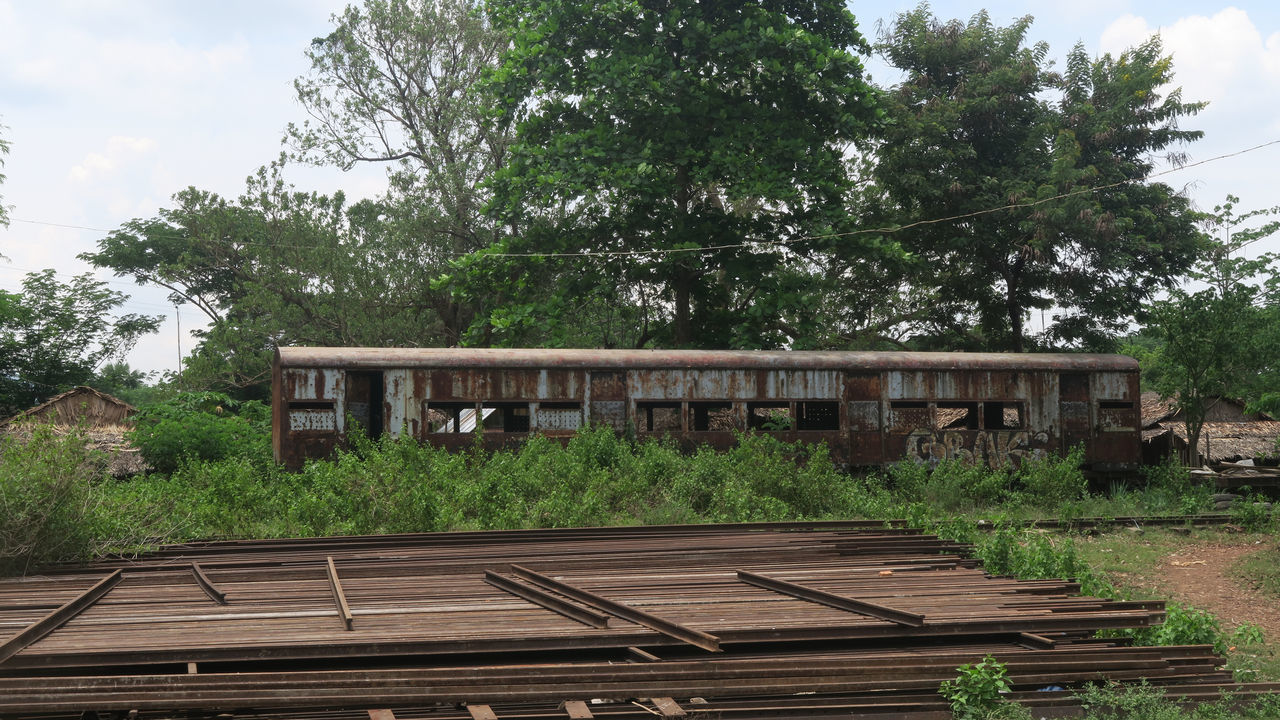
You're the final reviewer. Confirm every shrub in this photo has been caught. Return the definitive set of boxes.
[939,655,1028,720]
[0,425,103,574]
[1016,445,1086,506]
[887,458,1007,512]
[129,392,270,473]
[1131,603,1223,651]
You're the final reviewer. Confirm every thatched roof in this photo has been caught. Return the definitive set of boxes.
[1147,421,1280,463]
[2,386,135,428]
[1140,392,1177,428]
[1139,391,1270,429]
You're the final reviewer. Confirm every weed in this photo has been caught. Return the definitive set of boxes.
[938,655,1027,720]
[1016,445,1087,507]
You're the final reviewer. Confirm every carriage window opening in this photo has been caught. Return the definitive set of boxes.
[796,401,839,430]
[428,403,472,433]
[936,402,979,430]
[1098,400,1137,431]
[889,401,930,432]
[288,401,334,410]
[691,402,737,431]
[983,402,1025,429]
[637,402,682,432]
[482,402,530,432]
[748,402,792,431]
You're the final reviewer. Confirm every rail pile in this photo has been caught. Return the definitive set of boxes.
[0,522,1274,718]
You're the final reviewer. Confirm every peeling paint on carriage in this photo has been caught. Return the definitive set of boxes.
[271,348,1142,473]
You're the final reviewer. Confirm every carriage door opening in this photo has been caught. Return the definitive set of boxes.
[1059,372,1089,454]
[345,371,384,440]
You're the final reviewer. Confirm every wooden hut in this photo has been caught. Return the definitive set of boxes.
[2,386,136,427]
[2,387,145,475]
[1140,391,1278,466]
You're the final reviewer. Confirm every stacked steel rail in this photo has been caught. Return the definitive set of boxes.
[0,522,1273,719]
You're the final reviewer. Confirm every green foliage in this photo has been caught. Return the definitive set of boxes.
[0,269,162,415]
[888,459,1008,512]
[1228,497,1275,532]
[872,9,1204,351]
[464,0,890,348]
[1130,603,1224,652]
[94,361,152,398]
[1077,679,1280,720]
[0,426,102,574]
[129,392,270,473]
[1016,445,1087,506]
[939,655,1019,720]
[1143,196,1280,462]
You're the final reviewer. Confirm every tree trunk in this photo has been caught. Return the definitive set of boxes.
[1186,419,1203,466]
[674,277,692,347]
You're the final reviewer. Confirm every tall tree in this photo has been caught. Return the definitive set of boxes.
[287,0,508,343]
[871,9,1205,352]
[1144,197,1280,462]
[83,166,474,394]
[463,0,888,348]
[0,270,161,414]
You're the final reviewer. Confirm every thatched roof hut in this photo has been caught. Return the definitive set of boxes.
[1139,391,1270,428]
[2,386,135,427]
[2,387,146,476]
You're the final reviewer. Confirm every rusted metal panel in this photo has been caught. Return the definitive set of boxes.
[762,370,841,399]
[847,401,880,432]
[590,401,626,430]
[849,432,883,465]
[276,347,1140,372]
[534,405,583,432]
[844,372,880,401]
[384,370,408,437]
[289,409,337,432]
[1094,372,1134,401]
[283,368,342,401]
[589,372,625,400]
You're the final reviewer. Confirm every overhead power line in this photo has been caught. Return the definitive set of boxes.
[5,138,1278,261]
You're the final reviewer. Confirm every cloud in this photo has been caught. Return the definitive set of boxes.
[68,136,156,184]
[1099,7,1280,109]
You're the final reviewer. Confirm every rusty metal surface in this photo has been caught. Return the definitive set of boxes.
[0,524,1274,717]
[276,347,1140,371]
[272,348,1142,472]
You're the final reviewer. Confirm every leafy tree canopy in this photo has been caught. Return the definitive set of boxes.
[0,270,161,415]
[453,0,891,348]
[83,166,473,396]
[871,7,1206,352]
[1142,196,1280,461]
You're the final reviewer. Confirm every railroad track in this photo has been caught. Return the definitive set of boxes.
[0,522,1272,719]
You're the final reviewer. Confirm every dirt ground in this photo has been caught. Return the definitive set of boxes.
[1155,541,1279,642]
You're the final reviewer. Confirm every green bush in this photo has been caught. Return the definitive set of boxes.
[887,458,1007,511]
[0,425,104,574]
[939,655,1029,720]
[1130,603,1224,651]
[1077,680,1280,720]
[129,392,270,473]
[1015,445,1086,506]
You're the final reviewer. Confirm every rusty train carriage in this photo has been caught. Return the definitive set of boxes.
[273,348,1140,472]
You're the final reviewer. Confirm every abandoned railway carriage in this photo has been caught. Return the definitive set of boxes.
[272,347,1141,473]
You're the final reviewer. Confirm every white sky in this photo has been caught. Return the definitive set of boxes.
[1,0,1278,377]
